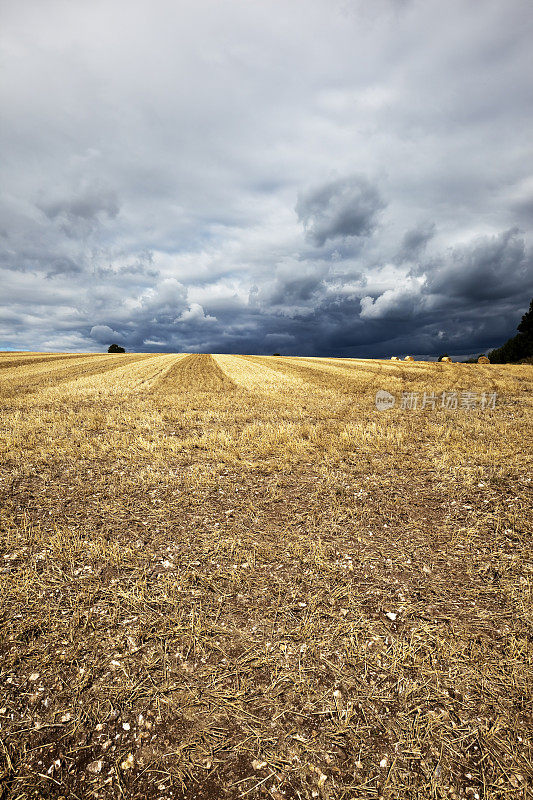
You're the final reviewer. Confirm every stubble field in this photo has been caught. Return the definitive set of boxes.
[0,352,532,800]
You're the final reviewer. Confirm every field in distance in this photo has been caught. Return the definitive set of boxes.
[0,352,532,799]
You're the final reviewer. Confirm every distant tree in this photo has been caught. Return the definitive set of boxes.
[517,298,533,336]
[488,298,533,363]
[272,352,281,357]
[108,343,125,353]
[437,353,449,362]
[489,336,526,363]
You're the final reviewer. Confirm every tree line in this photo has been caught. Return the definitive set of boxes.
[486,298,533,363]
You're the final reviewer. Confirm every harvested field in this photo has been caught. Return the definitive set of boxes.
[0,352,532,800]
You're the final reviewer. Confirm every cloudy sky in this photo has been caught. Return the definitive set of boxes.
[1,0,532,357]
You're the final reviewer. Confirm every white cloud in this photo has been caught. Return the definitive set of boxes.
[90,324,123,344]
[175,303,217,324]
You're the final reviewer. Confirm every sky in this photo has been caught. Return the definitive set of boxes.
[1,0,532,358]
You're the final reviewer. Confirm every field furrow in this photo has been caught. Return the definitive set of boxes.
[153,353,236,394]
[40,353,184,399]
[213,353,327,399]
[0,353,94,371]
[241,354,407,403]
[0,353,155,398]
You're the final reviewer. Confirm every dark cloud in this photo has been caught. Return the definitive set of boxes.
[45,256,83,277]
[296,175,386,246]
[425,229,532,302]
[258,260,326,309]
[0,0,531,357]
[397,222,435,263]
[37,184,119,238]
[38,186,119,223]
[344,230,533,356]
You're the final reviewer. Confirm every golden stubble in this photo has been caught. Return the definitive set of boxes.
[0,352,531,799]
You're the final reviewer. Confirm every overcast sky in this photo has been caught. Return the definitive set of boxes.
[1,0,532,357]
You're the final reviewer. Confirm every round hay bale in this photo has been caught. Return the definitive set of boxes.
[478,355,490,364]
[390,356,399,361]
[404,355,414,361]
[441,356,452,362]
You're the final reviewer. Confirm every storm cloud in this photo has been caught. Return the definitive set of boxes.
[1,0,532,358]
[397,223,436,263]
[296,175,386,246]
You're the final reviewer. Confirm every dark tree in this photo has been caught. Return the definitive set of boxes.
[108,343,125,353]
[488,298,533,363]
[517,298,533,336]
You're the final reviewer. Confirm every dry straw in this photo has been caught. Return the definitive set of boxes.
[0,350,531,799]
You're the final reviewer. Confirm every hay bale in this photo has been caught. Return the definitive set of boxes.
[404,355,414,361]
[441,356,452,362]
[390,356,399,361]
[478,355,490,364]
